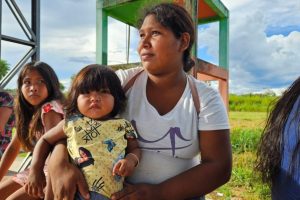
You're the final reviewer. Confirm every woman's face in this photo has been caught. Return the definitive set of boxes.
[137,15,184,75]
[21,69,49,107]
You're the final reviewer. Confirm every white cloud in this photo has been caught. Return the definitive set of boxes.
[2,0,299,95]
[107,18,140,64]
[199,0,300,93]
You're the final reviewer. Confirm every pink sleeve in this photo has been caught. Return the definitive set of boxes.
[41,100,64,126]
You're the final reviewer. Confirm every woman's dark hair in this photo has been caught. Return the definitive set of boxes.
[65,64,126,118]
[15,61,64,151]
[137,3,195,72]
[256,76,300,185]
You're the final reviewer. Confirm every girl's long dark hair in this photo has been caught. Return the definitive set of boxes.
[256,76,300,185]
[65,64,126,118]
[15,61,64,151]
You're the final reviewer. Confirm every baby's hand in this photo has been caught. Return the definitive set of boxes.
[112,154,138,177]
[25,168,46,199]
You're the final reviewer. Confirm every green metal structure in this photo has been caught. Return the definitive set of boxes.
[96,0,229,107]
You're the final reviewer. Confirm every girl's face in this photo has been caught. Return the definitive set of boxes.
[21,69,48,107]
[77,89,114,120]
[137,14,184,75]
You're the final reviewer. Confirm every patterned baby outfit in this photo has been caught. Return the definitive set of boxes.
[64,114,137,199]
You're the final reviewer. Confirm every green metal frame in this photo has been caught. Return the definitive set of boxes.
[219,17,229,69]
[201,0,229,69]
[96,0,229,70]
[96,0,108,64]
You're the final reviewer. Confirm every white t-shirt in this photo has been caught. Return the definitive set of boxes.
[116,67,229,184]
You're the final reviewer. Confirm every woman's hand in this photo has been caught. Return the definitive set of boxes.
[46,141,90,200]
[48,162,89,200]
[110,183,162,200]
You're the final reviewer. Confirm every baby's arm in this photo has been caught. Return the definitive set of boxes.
[112,138,141,177]
[25,120,67,198]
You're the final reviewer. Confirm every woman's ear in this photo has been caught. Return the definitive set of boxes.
[179,32,190,52]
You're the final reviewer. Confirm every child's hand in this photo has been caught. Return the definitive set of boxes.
[112,155,137,177]
[25,168,46,198]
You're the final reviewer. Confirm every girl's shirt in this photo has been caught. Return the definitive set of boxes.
[41,100,64,128]
[272,96,300,199]
[34,100,64,141]
[116,67,229,184]
[63,114,137,198]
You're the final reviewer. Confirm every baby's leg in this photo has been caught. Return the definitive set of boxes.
[0,178,22,199]
[6,186,41,200]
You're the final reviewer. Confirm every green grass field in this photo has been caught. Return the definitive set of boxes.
[207,111,271,200]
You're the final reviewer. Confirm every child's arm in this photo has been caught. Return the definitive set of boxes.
[112,138,141,177]
[0,134,22,181]
[29,109,64,173]
[43,110,64,133]
[25,120,66,198]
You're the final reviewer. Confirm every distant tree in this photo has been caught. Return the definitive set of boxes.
[70,74,75,82]
[264,89,276,96]
[59,82,65,91]
[0,59,10,80]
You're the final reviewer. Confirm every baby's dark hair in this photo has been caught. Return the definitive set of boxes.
[15,61,64,151]
[137,3,195,72]
[65,64,126,118]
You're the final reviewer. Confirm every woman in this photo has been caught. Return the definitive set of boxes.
[45,3,232,200]
[256,76,300,199]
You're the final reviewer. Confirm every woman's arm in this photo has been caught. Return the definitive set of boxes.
[46,140,90,200]
[159,129,232,199]
[111,129,232,200]
[0,134,21,181]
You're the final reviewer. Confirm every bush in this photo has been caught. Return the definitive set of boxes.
[229,94,277,112]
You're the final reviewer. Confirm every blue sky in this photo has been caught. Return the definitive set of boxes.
[1,0,300,94]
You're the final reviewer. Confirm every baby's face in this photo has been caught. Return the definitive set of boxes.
[77,89,114,120]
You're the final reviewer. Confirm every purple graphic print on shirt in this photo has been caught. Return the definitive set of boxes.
[131,120,192,156]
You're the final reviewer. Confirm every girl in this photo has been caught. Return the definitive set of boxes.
[0,61,64,200]
[26,64,141,200]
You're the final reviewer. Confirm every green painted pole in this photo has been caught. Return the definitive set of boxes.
[96,0,108,65]
[219,17,229,69]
